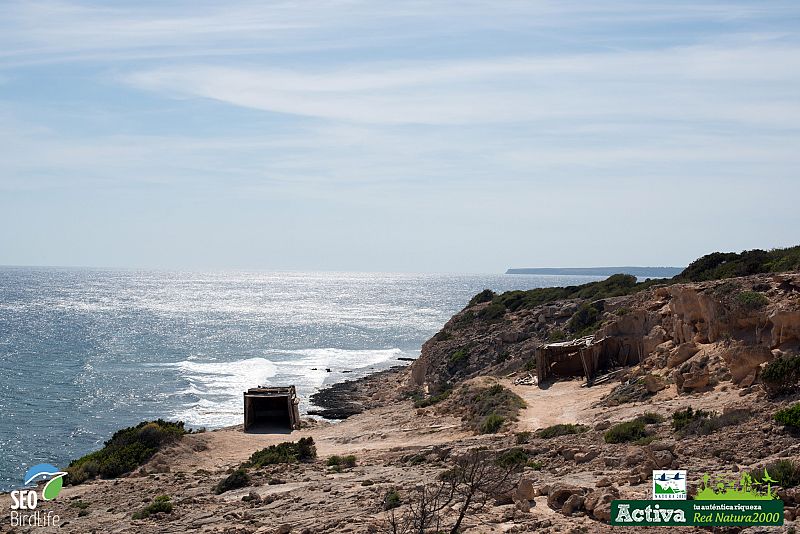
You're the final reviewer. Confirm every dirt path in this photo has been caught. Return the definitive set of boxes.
[168,401,471,473]
[502,377,615,431]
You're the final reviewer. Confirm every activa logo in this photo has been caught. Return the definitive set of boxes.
[9,463,66,527]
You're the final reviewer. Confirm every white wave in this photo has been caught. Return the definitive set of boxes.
[268,347,408,369]
[161,357,278,427]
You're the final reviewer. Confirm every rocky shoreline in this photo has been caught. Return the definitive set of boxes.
[308,366,409,419]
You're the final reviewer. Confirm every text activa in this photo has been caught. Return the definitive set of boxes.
[615,503,687,523]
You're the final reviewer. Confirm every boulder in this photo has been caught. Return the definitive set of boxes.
[575,449,599,464]
[515,478,536,501]
[643,325,669,356]
[719,344,772,385]
[547,485,584,512]
[585,487,619,515]
[667,342,700,368]
[643,374,666,393]
[652,450,674,469]
[562,494,585,516]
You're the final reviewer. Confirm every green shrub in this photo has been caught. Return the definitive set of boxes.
[479,414,505,434]
[566,301,604,336]
[246,437,317,468]
[527,460,544,470]
[672,407,712,431]
[547,329,566,342]
[515,431,532,444]
[604,420,647,444]
[448,349,469,370]
[469,289,495,305]
[458,383,525,433]
[537,423,588,439]
[383,489,401,510]
[67,420,185,485]
[636,412,664,425]
[491,274,639,312]
[214,468,250,494]
[775,404,800,429]
[328,455,357,468]
[736,291,769,311]
[477,302,506,321]
[413,387,452,408]
[132,495,172,519]
[678,246,800,282]
[496,448,528,467]
[750,460,800,489]
[763,355,800,396]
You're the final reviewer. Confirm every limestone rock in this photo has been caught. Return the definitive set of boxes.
[561,494,585,516]
[643,374,666,393]
[719,344,772,385]
[547,485,584,512]
[515,478,536,501]
[667,342,700,368]
[595,477,612,488]
[574,449,599,464]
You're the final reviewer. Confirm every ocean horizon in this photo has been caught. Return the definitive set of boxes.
[0,267,622,491]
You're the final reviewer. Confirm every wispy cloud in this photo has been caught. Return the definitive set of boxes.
[1,0,799,269]
[123,43,800,127]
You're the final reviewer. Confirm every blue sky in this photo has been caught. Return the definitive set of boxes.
[1,1,798,272]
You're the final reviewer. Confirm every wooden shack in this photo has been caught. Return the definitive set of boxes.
[243,386,301,431]
[535,336,602,384]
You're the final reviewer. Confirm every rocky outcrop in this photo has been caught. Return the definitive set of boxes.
[409,271,800,395]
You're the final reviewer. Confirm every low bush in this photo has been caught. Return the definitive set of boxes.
[604,420,647,444]
[383,489,401,510]
[671,407,750,435]
[469,289,495,305]
[477,302,506,321]
[672,407,712,431]
[246,437,317,468]
[637,412,665,425]
[763,355,800,396]
[750,459,800,489]
[566,301,604,336]
[527,460,544,470]
[479,414,505,434]
[775,404,800,429]
[327,454,357,468]
[460,383,525,434]
[448,349,469,371]
[495,448,528,468]
[547,329,566,342]
[478,302,506,321]
[131,495,173,519]
[413,387,452,408]
[537,423,588,439]
[67,420,185,485]
[735,291,770,311]
[214,468,250,494]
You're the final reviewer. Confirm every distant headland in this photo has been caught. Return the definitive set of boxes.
[505,266,684,278]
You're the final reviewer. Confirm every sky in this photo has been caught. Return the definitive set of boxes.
[1,1,799,273]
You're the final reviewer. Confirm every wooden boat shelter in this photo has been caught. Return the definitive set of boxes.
[535,336,603,384]
[243,385,301,431]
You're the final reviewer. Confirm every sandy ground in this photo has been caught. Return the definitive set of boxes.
[502,378,615,431]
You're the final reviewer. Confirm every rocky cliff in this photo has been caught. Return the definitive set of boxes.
[410,270,800,399]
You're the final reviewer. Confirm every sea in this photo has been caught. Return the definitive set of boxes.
[0,267,609,491]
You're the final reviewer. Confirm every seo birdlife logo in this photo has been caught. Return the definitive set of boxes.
[9,463,66,527]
